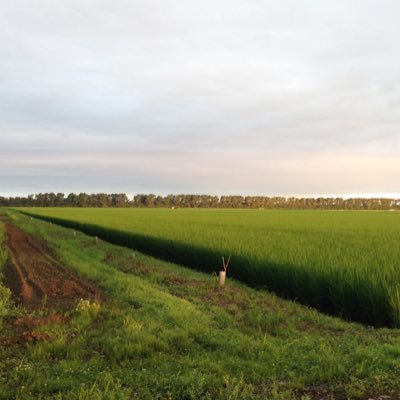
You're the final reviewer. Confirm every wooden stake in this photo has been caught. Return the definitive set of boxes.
[219,255,231,286]
[219,270,226,286]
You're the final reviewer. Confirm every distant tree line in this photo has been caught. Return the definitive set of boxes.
[0,193,400,210]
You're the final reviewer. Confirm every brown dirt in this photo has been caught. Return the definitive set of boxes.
[0,331,54,346]
[162,274,204,287]
[102,251,156,276]
[1,315,70,347]
[1,218,100,310]
[201,285,249,311]
[296,384,397,400]
[11,315,69,330]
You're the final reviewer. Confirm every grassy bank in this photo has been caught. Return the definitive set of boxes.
[0,209,399,399]
[0,220,13,332]
[19,208,400,327]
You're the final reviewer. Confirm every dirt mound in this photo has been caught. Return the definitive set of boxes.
[2,219,100,310]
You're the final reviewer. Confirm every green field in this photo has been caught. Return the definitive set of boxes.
[2,209,400,399]
[19,208,400,328]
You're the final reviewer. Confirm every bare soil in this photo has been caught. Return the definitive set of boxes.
[0,331,54,346]
[2,219,100,310]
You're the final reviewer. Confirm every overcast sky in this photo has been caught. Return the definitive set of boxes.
[1,1,400,197]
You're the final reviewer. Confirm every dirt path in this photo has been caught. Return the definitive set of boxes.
[1,217,100,310]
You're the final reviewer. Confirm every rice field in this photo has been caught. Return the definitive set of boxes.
[20,208,400,327]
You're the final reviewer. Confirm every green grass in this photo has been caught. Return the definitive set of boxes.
[0,221,13,332]
[1,210,400,399]
[18,207,400,328]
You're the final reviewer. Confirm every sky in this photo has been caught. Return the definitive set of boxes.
[1,0,400,197]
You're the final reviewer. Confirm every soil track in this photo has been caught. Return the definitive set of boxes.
[1,217,100,310]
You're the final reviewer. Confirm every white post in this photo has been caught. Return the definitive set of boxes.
[219,270,226,286]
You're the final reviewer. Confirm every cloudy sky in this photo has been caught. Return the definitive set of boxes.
[1,1,400,197]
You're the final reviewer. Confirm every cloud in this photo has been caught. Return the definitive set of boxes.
[1,0,400,195]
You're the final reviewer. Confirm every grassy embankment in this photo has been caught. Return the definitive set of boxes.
[0,221,13,332]
[0,210,400,399]
[19,208,400,327]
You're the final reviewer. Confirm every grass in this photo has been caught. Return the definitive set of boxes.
[0,209,399,398]
[0,223,13,332]
[18,207,400,327]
